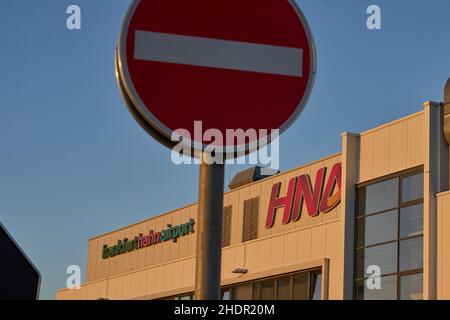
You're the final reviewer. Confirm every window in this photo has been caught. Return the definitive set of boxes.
[355,274,397,300]
[400,204,423,238]
[230,269,322,300]
[356,209,397,247]
[356,242,397,278]
[400,273,423,300]
[355,170,423,300]
[399,237,423,272]
[358,178,398,215]
[276,276,291,300]
[222,289,230,300]
[311,272,322,300]
[222,206,233,247]
[242,197,260,242]
[233,283,253,300]
[293,272,309,300]
[260,279,275,300]
[164,269,323,301]
[401,173,424,203]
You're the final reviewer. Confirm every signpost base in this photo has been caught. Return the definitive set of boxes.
[194,154,225,300]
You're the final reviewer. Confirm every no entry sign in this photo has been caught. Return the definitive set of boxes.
[116,0,316,155]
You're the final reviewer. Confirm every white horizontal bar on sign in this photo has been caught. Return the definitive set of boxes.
[134,30,303,77]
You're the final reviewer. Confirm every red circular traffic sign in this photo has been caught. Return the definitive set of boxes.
[116,0,316,155]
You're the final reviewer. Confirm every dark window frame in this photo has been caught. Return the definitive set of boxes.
[354,167,424,300]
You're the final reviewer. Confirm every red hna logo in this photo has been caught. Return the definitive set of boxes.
[265,162,342,229]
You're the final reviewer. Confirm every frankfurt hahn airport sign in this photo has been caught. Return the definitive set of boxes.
[116,0,316,154]
[102,219,195,259]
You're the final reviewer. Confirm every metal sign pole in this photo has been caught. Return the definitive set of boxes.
[194,153,225,300]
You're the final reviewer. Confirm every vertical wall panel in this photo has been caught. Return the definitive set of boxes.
[389,121,408,173]
[443,195,450,299]
[181,259,195,288]
[257,238,272,271]
[234,245,245,271]
[372,128,390,178]
[245,241,259,273]
[296,228,312,264]
[310,225,327,261]
[282,232,298,267]
[407,114,424,168]
[221,247,234,279]
[269,236,284,270]
[437,192,450,299]
[359,134,373,182]
[325,222,342,300]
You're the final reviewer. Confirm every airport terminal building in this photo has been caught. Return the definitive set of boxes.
[57,95,450,300]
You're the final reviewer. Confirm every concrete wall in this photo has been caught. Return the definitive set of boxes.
[437,191,450,299]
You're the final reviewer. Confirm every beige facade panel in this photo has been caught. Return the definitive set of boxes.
[358,111,424,183]
[57,220,343,300]
[437,191,450,299]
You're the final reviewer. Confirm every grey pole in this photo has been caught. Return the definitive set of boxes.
[194,153,225,300]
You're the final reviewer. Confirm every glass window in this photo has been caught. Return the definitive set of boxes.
[311,273,322,300]
[402,173,423,203]
[260,279,274,300]
[252,283,260,300]
[355,275,397,300]
[276,276,291,300]
[166,269,323,301]
[400,204,423,238]
[400,273,423,300]
[356,242,397,278]
[222,290,230,300]
[233,283,253,300]
[293,272,309,300]
[400,237,423,272]
[357,210,397,247]
[360,178,398,215]
[355,170,424,300]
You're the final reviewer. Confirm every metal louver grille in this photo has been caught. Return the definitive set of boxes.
[242,197,260,242]
[222,206,233,248]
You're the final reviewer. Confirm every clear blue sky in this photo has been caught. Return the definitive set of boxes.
[0,0,449,299]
